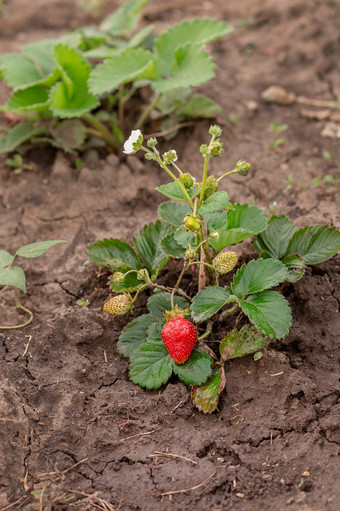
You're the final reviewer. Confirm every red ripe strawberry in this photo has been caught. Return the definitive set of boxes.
[161,316,197,364]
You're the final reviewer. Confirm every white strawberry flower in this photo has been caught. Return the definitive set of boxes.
[123,129,143,154]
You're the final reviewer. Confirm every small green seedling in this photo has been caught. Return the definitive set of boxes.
[6,153,37,174]
[269,121,287,133]
[0,240,65,329]
[88,126,340,413]
[0,0,233,156]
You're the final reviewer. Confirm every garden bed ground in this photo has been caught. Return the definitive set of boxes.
[0,0,339,510]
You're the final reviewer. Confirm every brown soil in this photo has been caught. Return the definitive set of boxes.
[0,1,339,510]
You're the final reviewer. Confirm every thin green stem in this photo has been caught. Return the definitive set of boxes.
[0,294,34,330]
[135,93,161,130]
[171,162,184,175]
[216,168,238,182]
[141,146,194,208]
[83,112,119,151]
[171,259,190,309]
[198,155,210,207]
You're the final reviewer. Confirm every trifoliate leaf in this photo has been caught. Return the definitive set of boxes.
[190,286,233,322]
[198,191,229,215]
[117,314,159,358]
[231,258,289,299]
[16,240,66,259]
[253,214,297,259]
[239,290,292,339]
[0,250,14,268]
[154,18,233,77]
[192,366,226,414]
[152,45,215,93]
[220,325,272,361]
[87,239,142,270]
[133,220,172,275]
[147,292,190,320]
[156,181,200,202]
[0,267,26,292]
[6,86,49,113]
[129,335,173,390]
[88,48,153,95]
[286,225,340,264]
[281,254,305,283]
[158,201,191,227]
[179,93,222,118]
[0,122,45,154]
[173,350,213,386]
[49,45,99,118]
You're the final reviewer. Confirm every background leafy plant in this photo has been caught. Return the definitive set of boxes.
[0,0,233,157]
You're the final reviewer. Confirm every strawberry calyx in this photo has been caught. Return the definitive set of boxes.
[163,305,189,322]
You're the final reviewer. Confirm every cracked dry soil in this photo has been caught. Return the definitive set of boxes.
[0,0,340,510]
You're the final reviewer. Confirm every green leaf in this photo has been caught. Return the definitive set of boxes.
[0,266,26,292]
[0,250,14,268]
[179,94,222,118]
[1,41,56,90]
[152,45,215,94]
[281,254,305,283]
[147,292,190,320]
[16,240,65,259]
[286,225,340,264]
[198,191,229,215]
[231,258,288,299]
[156,181,200,202]
[253,214,297,259]
[51,119,86,150]
[6,86,49,113]
[49,45,99,118]
[220,325,272,361]
[154,18,233,77]
[133,220,172,275]
[100,0,149,36]
[173,350,213,386]
[190,286,233,322]
[0,123,45,154]
[192,366,226,414]
[205,212,227,232]
[117,314,158,357]
[160,234,186,259]
[87,239,142,270]
[109,270,143,293]
[239,291,292,339]
[158,201,191,227]
[129,333,173,390]
[210,203,268,251]
[173,227,195,249]
[88,48,153,95]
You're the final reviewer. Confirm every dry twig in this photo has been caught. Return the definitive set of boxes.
[160,470,217,496]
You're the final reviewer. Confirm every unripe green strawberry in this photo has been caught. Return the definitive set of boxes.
[183,214,202,232]
[161,316,197,364]
[213,251,238,274]
[179,172,194,189]
[103,294,132,316]
[202,175,219,199]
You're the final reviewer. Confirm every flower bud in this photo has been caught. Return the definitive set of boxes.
[213,251,238,275]
[147,137,157,148]
[202,175,219,199]
[209,125,222,137]
[236,160,251,176]
[163,149,178,164]
[103,294,133,316]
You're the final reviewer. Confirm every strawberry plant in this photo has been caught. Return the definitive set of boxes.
[0,240,65,329]
[87,125,340,413]
[0,0,233,158]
